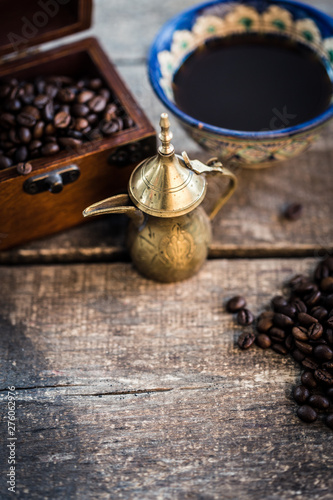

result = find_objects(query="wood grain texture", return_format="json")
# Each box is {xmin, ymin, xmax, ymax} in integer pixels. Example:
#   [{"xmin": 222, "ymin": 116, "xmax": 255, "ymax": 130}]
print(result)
[
  {"xmin": 3, "ymin": 0, "xmax": 332, "ymax": 261},
  {"xmin": 1, "ymin": 258, "xmax": 333, "ymax": 499}
]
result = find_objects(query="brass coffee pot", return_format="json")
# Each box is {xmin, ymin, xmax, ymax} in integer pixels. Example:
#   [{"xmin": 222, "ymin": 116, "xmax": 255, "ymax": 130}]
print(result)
[{"xmin": 83, "ymin": 113, "xmax": 237, "ymax": 282}]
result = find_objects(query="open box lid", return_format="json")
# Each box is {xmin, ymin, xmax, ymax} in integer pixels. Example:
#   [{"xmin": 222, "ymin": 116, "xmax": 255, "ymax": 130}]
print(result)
[{"xmin": 0, "ymin": 0, "xmax": 92, "ymax": 57}]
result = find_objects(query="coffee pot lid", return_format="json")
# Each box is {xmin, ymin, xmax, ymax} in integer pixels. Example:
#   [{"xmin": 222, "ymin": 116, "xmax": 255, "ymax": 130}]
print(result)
[{"xmin": 128, "ymin": 113, "xmax": 207, "ymax": 218}]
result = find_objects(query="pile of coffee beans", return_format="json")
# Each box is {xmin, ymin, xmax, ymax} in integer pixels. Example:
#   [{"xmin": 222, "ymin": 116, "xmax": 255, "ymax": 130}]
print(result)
[
  {"xmin": 0, "ymin": 76, "xmax": 133, "ymax": 169},
  {"xmin": 226, "ymin": 256, "xmax": 333, "ymax": 429}
]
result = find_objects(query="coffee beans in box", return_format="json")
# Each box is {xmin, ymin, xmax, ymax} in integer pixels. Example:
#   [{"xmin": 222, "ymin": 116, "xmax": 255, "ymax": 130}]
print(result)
[{"xmin": 0, "ymin": 75, "xmax": 133, "ymax": 169}]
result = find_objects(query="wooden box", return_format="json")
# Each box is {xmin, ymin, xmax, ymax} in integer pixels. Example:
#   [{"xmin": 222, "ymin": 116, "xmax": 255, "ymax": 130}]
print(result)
[{"xmin": 0, "ymin": 0, "xmax": 156, "ymax": 250}]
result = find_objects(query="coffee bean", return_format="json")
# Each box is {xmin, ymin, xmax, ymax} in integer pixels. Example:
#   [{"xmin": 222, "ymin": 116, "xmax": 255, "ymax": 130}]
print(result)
[
  {"xmin": 0, "ymin": 155, "xmax": 12, "ymax": 169},
  {"xmin": 291, "ymin": 298, "xmax": 307, "ymax": 314},
  {"xmin": 8, "ymin": 129, "xmax": 20, "ymax": 145},
  {"xmin": 29, "ymin": 140, "xmax": 42, "ymax": 151},
  {"xmin": 6, "ymin": 99, "xmax": 21, "ymax": 112},
  {"xmin": 322, "ymin": 361, "xmax": 333, "ymax": 372},
  {"xmin": 285, "ymin": 334, "xmax": 294, "ymax": 351},
  {"xmin": 304, "ymin": 289, "xmax": 321, "ymax": 307},
  {"xmin": 294, "ymin": 282, "xmax": 318, "ymax": 296},
  {"xmin": 323, "ymin": 294, "xmax": 333, "ymax": 310},
  {"xmin": 14, "ymin": 145, "xmax": 28, "ymax": 163},
  {"xmin": 67, "ymin": 130, "xmax": 83, "ymax": 139},
  {"xmin": 16, "ymin": 162, "xmax": 32, "ymax": 175},
  {"xmin": 100, "ymin": 119, "xmax": 120, "ymax": 135},
  {"xmin": 295, "ymin": 340, "xmax": 313, "ymax": 355},
  {"xmin": 33, "ymin": 120, "xmax": 45, "ymax": 139},
  {"xmin": 293, "ymin": 385, "xmax": 310, "ymax": 404},
  {"xmin": 33, "ymin": 94, "xmax": 49, "ymax": 108},
  {"xmin": 298, "ymin": 312, "xmax": 318, "ymax": 328},
  {"xmin": 310, "ymin": 306, "xmax": 328, "ymax": 322},
  {"xmin": 237, "ymin": 331, "xmax": 256, "ymax": 350},
  {"xmin": 301, "ymin": 370, "xmax": 317, "ymax": 389},
  {"xmin": 72, "ymin": 103, "xmax": 89, "ymax": 117},
  {"xmin": 327, "ymin": 387, "xmax": 333, "ymax": 399},
  {"xmin": 41, "ymin": 142, "xmax": 59, "ymax": 156},
  {"xmin": 0, "ymin": 84, "xmax": 11, "ymax": 98},
  {"xmin": 272, "ymin": 343, "xmax": 288, "ymax": 355},
  {"xmin": 81, "ymin": 125, "xmax": 92, "ymax": 135},
  {"xmin": 297, "ymin": 405, "xmax": 317, "ymax": 423},
  {"xmin": 258, "ymin": 311, "xmax": 274, "ymax": 321},
  {"xmin": 284, "ymin": 202, "xmax": 303, "ymax": 221},
  {"xmin": 321, "ymin": 277, "xmax": 333, "ymax": 293},
  {"xmin": 88, "ymin": 95, "xmax": 107, "ymax": 113},
  {"xmin": 308, "ymin": 394, "xmax": 330, "ymax": 410},
  {"xmin": 16, "ymin": 112, "xmax": 36, "ymax": 127},
  {"xmin": 123, "ymin": 116, "xmax": 134, "ymax": 129},
  {"xmin": 273, "ymin": 313, "xmax": 294, "ymax": 329},
  {"xmin": 269, "ymin": 327, "xmax": 286, "ymax": 341},
  {"xmin": 58, "ymin": 137, "xmax": 82, "ymax": 150},
  {"xmin": 327, "ymin": 316, "xmax": 333, "ymax": 329},
  {"xmin": 313, "ymin": 344, "xmax": 333, "ymax": 361},
  {"xmin": 58, "ymin": 88, "xmax": 75, "ymax": 103},
  {"xmin": 325, "ymin": 414, "xmax": 333, "ymax": 429},
  {"xmin": 324, "ymin": 256, "xmax": 333, "ymax": 272},
  {"xmin": 237, "ymin": 308, "xmax": 254, "ymax": 326},
  {"xmin": 43, "ymin": 101, "xmax": 54, "ymax": 121},
  {"xmin": 256, "ymin": 317, "xmax": 273, "ymax": 333},
  {"xmin": 77, "ymin": 90, "xmax": 95, "ymax": 103},
  {"xmin": 89, "ymin": 78, "xmax": 102, "ymax": 90},
  {"xmin": 289, "ymin": 274, "xmax": 307, "ymax": 289},
  {"xmin": 23, "ymin": 105, "xmax": 40, "ymax": 120},
  {"xmin": 226, "ymin": 296, "xmax": 246, "ymax": 313},
  {"xmin": 278, "ymin": 304, "xmax": 296, "ymax": 319},
  {"xmin": 99, "ymin": 88, "xmax": 111, "ymax": 100},
  {"xmin": 74, "ymin": 118, "xmax": 88, "ymax": 131},
  {"xmin": 314, "ymin": 369, "xmax": 333, "ymax": 385},
  {"xmin": 292, "ymin": 349, "xmax": 306, "ymax": 362},
  {"xmin": 45, "ymin": 136, "xmax": 57, "ymax": 143},
  {"xmin": 315, "ymin": 262, "xmax": 330, "ymax": 281},
  {"xmin": 302, "ymin": 358, "xmax": 319, "ymax": 371},
  {"xmin": 18, "ymin": 127, "xmax": 31, "ymax": 144},
  {"xmin": 35, "ymin": 79, "xmax": 45, "ymax": 94},
  {"xmin": 256, "ymin": 334, "xmax": 271, "ymax": 349},
  {"xmin": 292, "ymin": 326, "xmax": 308, "ymax": 342},
  {"xmin": 115, "ymin": 117, "xmax": 124, "ymax": 131},
  {"xmin": 0, "ymin": 112, "xmax": 16, "ymax": 129},
  {"xmin": 45, "ymin": 84, "xmax": 58, "ymax": 99},
  {"xmin": 87, "ymin": 113, "xmax": 98, "ymax": 125},
  {"xmin": 325, "ymin": 328, "xmax": 333, "ymax": 346},
  {"xmin": 54, "ymin": 111, "xmax": 71, "ymax": 128},
  {"xmin": 307, "ymin": 323, "xmax": 323, "ymax": 341},
  {"xmin": 104, "ymin": 102, "xmax": 118, "ymax": 121}
]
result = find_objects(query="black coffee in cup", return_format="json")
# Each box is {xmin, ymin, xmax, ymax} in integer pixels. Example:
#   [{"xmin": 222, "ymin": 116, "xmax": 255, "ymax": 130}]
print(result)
[{"xmin": 173, "ymin": 35, "xmax": 333, "ymax": 132}]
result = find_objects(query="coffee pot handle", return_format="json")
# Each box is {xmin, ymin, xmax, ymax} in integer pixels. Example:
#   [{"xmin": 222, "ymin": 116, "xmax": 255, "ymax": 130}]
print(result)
[{"xmin": 181, "ymin": 152, "xmax": 237, "ymax": 220}]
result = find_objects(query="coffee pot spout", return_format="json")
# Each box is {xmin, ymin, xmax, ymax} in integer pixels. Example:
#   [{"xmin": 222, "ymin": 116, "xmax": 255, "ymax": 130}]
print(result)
[{"xmin": 83, "ymin": 193, "xmax": 145, "ymax": 227}]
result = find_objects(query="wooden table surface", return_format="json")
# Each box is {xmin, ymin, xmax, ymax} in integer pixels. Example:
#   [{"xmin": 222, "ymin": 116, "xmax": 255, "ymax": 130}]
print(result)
[{"xmin": 1, "ymin": 1, "xmax": 333, "ymax": 499}]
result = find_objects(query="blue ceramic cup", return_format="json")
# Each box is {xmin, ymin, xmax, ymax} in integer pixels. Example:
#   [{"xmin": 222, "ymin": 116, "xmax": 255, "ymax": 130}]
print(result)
[{"xmin": 148, "ymin": 0, "xmax": 333, "ymax": 167}]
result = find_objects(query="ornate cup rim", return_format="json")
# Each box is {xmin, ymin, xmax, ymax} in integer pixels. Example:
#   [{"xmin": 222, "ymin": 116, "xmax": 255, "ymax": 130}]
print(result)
[{"xmin": 148, "ymin": 0, "xmax": 333, "ymax": 140}]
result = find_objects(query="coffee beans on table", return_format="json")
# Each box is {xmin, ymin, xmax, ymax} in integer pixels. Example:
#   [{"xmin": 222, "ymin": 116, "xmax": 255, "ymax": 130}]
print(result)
[
  {"xmin": 226, "ymin": 256, "xmax": 333, "ymax": 430},
  {"xmin": 0, "ymin": 76, "xmax": 134, "ymax": 169}
]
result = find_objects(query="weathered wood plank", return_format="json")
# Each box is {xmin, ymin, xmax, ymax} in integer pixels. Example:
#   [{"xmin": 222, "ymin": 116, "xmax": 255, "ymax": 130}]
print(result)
[{"xmin": 1, "ymin": 258, "xmax": 332, "ymax": 499}]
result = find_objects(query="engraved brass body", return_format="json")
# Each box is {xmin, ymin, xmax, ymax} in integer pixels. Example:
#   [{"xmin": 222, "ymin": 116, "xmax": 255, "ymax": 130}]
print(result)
[{"xmin": 83, "ymin": 114, "xmax": 237, "ymax": 282}]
